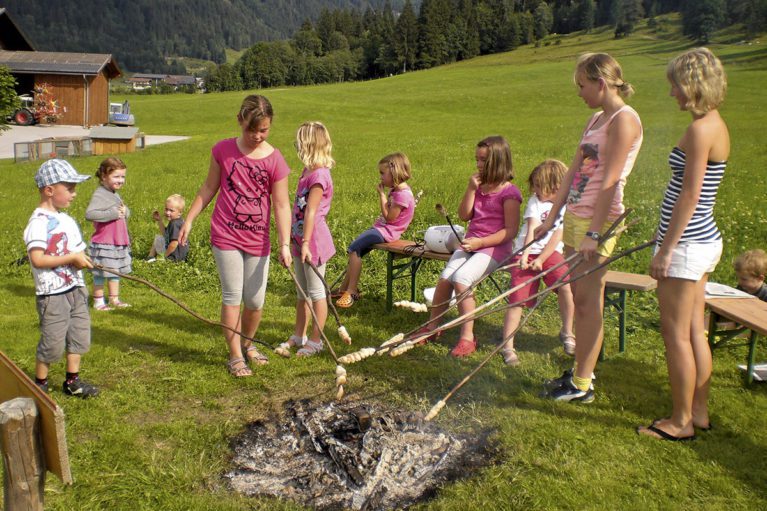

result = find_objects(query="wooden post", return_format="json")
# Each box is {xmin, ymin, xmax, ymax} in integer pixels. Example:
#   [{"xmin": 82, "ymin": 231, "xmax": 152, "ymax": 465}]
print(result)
[{"xmin": 0, "ymin": 398, "xmax": 45, "ymax": 511}]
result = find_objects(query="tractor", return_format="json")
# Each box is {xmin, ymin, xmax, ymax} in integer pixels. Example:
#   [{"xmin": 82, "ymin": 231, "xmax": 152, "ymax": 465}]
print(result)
[{"xmin": 9, "ymin": 94, "xmax": 36, "ymax": 125}]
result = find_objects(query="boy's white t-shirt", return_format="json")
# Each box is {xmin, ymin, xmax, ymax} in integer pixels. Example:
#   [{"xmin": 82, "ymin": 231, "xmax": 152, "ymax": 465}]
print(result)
[
  {"xmin": 24, "ymin": 208, "xmax": 87, "ymax": 295},
  {"xmin": 512, "ymin": 195, "xmax": 565, "ymax": 254}
]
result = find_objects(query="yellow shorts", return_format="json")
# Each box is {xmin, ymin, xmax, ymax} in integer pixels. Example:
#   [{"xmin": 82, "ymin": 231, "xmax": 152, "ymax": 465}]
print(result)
[{"xmin": 562, "ymin": 211, "xmax": 622, "ymax": 257}]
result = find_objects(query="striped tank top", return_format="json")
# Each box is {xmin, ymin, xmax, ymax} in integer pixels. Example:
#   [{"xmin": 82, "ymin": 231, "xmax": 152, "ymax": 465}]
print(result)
[{"xmin": 656, "ymin": 147, "xmax": 726, "ymax": 244}]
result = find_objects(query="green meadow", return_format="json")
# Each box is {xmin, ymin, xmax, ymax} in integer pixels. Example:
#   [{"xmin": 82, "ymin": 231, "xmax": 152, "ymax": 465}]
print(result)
[{"xmin": 1, "ymin": 15, "xmax": 766, "ymax": 510}]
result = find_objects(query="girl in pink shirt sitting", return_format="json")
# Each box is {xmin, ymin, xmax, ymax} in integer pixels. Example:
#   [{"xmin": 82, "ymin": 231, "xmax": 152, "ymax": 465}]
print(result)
[
  {"xmin": 334, "ymin": 153, "xmax": 415, "ymax": 308},
  {"xmin": 85, "ymin": 157, "xmax": 132, "ymax": 311},
  {"xmin": 278, "ymin": 122, "xmax": 336, "ymax": 357},
  {"xmin": 179, "ymin": 95, "xmax": 292, "ymax": 377},
  {"xmin": 422, "ymin": 136, "xmax": 521, "ymax": 357}
]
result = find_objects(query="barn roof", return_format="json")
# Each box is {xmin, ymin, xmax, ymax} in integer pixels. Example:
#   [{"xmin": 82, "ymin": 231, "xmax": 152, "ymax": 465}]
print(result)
[
  {"xmin": 0, "ymin": 50, "xmax": 121, "ymax": 78},
  {"xmin": 0, "ymin": 8, "xmax": 35, "ymax": 51}
]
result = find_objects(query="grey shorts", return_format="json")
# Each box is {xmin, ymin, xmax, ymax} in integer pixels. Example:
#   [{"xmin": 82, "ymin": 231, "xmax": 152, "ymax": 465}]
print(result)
[{"xmin": 36, "ymin": 286, "xmax": 91, "ymax": 363}]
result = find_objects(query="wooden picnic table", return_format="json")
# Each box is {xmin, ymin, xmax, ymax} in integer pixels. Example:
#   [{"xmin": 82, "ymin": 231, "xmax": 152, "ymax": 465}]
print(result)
[{"xmin": 706, "ymin": 296, "xmax": 767, "ymax": 384}]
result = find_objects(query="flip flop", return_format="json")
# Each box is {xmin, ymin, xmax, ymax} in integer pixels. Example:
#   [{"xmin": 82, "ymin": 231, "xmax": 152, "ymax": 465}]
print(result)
[
  {"xmin": 296, "ymin": 339, "xmax": 324, "ymax": 357},
  {"xmin": 636, "ymin": 422, "xmax": 696, "ymax": 442},
  {"xmin": 651, "ymin": 416, "xmax": 712, "ymax": 432}
]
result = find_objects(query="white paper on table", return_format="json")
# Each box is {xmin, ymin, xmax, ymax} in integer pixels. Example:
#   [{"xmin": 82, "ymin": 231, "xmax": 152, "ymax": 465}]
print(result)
[{"xmin": 705, "ymin": 282, "xmax": 754, "ymax": 299}]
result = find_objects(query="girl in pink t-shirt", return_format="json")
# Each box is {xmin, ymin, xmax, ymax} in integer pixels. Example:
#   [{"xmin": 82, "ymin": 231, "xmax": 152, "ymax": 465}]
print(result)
[
  {"xmin": 277, "ymin": 122, "xmax": 336, "ymax": 357},
  {"xmin": 85, "ymin": 157, "xmax": 131, "ymax": 311},
  {"xmin": 334, "ymin": 152, "xmax": 415, "ymax": 309},
  {"xmin": 422, "ymin": 136, "xmax": 521, "ymax": 357},
  {"xmin": 535, "ymin": 53, "xmax": 643, "ymax": 403},
  {"xmin": 178, "ymin": 95, "xmax": 292, "ymax": 378}
]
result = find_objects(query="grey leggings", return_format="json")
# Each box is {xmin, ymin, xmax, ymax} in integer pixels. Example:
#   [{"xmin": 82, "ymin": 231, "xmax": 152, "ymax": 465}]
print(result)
[
  {"xmin": 212, "ymin": 247, "xmax": 270, "ymax": 309},
  {"xmin": 294, "ymin": 260, "xmax": 327, "ymax": 301}
]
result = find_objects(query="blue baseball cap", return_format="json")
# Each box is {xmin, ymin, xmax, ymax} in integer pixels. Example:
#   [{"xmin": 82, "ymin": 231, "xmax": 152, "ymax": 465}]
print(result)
[{"xmin": 34, "ymin": 159, "xmax": 91, "ymax": 188}]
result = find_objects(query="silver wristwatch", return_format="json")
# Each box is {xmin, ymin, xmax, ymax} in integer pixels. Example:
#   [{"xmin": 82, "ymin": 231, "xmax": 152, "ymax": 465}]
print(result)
[{"xmin": 585, "ymin": 231, "xmax": 600, "ymax": 241}]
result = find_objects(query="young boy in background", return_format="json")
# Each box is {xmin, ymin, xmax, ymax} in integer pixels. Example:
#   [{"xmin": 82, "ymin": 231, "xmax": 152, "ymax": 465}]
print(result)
[
  {"xmin": 24, "ymin": 159, "xmax": 100, "ymax": 397},
  {"xmin": 148, "ymin": 194, "xmax": 189, "ymax": 262},
  {"xmin": 734, "ymin": 249, "xmax": 767, "ymax": 301}
]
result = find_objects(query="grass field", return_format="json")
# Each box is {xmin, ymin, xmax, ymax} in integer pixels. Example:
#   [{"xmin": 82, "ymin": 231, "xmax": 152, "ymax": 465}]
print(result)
[{"xmin": 1, "ymin": 15, "xmax": 766, "ymax": 510}]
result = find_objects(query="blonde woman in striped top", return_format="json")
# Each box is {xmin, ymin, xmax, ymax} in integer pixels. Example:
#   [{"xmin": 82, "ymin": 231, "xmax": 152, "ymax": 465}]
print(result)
[{"xmin": 638, "ymin": 48, "xmax": 729, "ymax": 442}]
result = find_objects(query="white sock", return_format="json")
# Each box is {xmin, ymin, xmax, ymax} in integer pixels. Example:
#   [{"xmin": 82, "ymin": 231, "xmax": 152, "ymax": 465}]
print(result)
[{"xmin": 94, "ymin": 296, "xmax": 106, "ymax": 307}]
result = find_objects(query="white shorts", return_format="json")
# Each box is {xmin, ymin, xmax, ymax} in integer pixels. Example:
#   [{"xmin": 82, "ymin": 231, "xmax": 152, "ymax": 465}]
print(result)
[{"xmin": 654, "ymin": 240, "xmax": 722, "ymax": 281}]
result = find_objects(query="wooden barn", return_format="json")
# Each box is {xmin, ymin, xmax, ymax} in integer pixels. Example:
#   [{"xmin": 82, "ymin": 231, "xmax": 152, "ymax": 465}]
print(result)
[{"xmin": 0, "ymin": 8, "xmax": 122, "ymax": 127}]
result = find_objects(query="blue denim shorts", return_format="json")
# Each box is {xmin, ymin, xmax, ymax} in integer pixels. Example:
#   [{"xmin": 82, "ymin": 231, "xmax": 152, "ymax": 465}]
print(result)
[{"xmin": 348, "ymin": 228, "xmax": 385, "ymax": 257}]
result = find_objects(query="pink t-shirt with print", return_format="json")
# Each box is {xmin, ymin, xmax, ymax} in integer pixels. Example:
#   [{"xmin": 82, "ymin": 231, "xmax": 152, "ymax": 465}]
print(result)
[
  {"xmin": 465, "ymin": 183, "xmax": 522, "ymax": 262},
  {"xmin": 567, "ymin": 105, "xmax": 643, "ymax": 220},
  {"xmin": 290, "ymin": 167, "xmax": 335, "ymax": 266},
  {"xmin": 209, "ymin": 138, "xmax": 291, "ymax": 256},
  {"xmin": 373, "ymin": 186, "xmax": 415, "ymax": 242}
]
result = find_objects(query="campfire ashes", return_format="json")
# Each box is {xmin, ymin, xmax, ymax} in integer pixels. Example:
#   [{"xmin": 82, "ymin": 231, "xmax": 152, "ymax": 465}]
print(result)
[{"xmin": 226, "ymin": 400, "xmax": 496, "ymax": 510}]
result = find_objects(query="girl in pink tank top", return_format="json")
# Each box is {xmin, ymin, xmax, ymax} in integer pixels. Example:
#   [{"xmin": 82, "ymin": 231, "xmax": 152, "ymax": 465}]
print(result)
[{"xmin": 534, "ymin": 53, "xmax": 643, "ymax": 403}]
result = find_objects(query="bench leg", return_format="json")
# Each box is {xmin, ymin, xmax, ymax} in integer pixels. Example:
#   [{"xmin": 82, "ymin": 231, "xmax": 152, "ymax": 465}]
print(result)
[
  {"xmin": 618, "ymin": 289, "xmax": 627, "ymax": 353},
  {"xmin": 746, "ymin": 331, "xmax": 759, "ymax": 385},
  {"xmin": 385, "ymin": 252, "xmax": 394, "ymax": 311}
]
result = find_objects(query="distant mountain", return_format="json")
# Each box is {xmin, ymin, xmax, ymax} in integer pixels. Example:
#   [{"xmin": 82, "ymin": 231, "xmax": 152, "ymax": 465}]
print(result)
[{"xmin": 3, "ymin": 0, "xmax": 411, "ymax": 73}]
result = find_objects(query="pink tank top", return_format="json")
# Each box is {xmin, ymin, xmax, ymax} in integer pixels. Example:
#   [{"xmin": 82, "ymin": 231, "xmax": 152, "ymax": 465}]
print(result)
[{"xmin": 566, "ymin": 105, "xmax": 643, "ymax": 220}]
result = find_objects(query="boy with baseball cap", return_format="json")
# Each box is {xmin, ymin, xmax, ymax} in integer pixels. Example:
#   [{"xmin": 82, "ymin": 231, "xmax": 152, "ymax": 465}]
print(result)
[{"xmin": 23, "ymin": 159, "xmax": 99, "ymax": 397}]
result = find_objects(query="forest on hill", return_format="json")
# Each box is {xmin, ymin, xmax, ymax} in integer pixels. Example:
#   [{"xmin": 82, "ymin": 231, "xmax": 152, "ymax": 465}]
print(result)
[
  {"xmin": 2, "ymin": 0, "xmax": 409, "ymax": 72},
  {"xmin": 205, "ymin": 0, "xmax": 766, "ymax": 91},
  {"xmin": 3, "ymin": 0, "xmax": 765, "ymax": 77}
]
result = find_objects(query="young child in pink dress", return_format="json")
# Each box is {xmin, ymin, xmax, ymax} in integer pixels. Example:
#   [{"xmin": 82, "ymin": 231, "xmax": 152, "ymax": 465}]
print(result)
[
  {"xmin": 421, "ymin": 136, "xmax": 521, "ymax": 357},
  {"xmin": 334, "ymin": 152, "xmax": 415, "ymax": 308},
  {"xmin": 178, "ymin": 95, "xmax": 292, "ymax": 377},
  {"xmin": 277, "ymin": 122, "xmax": 335, "ymax": 357}
]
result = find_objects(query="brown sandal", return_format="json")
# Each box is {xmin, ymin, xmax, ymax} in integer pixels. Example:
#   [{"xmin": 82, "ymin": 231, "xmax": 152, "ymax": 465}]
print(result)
[{"xmin": 227, "ymin": 357, "xmax": 253, "ymax": 377}]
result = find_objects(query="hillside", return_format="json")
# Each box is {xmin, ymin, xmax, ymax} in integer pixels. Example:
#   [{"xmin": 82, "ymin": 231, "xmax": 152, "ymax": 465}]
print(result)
[{"xmin": 2, "ymin": 0, "xmax": 411, "ymax": 72}]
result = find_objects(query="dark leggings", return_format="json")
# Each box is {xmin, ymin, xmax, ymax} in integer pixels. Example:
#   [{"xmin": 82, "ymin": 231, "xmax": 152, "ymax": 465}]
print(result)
[{"xmin": 348, "ymin": 228, "xmax": 386, "ymax": 257}]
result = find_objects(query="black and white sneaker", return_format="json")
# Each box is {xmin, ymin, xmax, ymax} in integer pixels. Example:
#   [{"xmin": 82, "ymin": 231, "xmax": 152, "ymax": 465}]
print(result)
[
  {"xmin": 63, "ymin": 378, "xmax": 100, "ymax": 398},
  {"xmin": 546, "ymin": 377, "xmax": 594, "ymax": 403},
  {"xmin": 543, "ymin": 368, "xmax": 596, "ymax": 390}
]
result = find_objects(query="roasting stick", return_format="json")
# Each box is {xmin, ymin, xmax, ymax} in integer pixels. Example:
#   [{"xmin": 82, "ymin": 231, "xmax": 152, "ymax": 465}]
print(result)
[
  {"xmin": 338, "ymin": 251, "xmax": 581, "ymax": 364},
  {"xmin": 291, "ymin": 238, "xmax": 352, "ymax": 344},
  {"xmin": 423, "ymin": 238, "xmax": 656, "ymax": 421},
  {"xmin": 404, "ymin": 211, "xmax": 633, "ymax": 338},
  {"xmin": 92, "ymin": 264, "xmax": 273, "ymax": 350},
  {"xmin": 340, "ymin": 218, "xmax": 634, "ymax": 363},
  {"xmin": 285, "ymin": 264, "xmax": 349, "ymax": 400}
]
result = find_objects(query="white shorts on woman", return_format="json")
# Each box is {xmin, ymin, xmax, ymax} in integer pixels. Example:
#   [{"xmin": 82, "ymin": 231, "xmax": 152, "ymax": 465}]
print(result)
[{"xmin": 653, "ymin": 240, "xmax": 722, "ymax": 281}]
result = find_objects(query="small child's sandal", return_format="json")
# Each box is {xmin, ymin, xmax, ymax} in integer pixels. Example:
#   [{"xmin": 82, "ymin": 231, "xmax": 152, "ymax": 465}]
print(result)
[
  {"xmin": 274, "ymin": 335, "xmax": 304, "ymax": 358},
  {"xmin": 241, "ymin": 341, "xmax": 268, "ymax": 366},
  {"xmin": 336, "ymin": 291, "xmax": 359, "ymax": 308},
  {"xmin": 296, "ymin": 339, "xmax": 323, "ymax": 357}
]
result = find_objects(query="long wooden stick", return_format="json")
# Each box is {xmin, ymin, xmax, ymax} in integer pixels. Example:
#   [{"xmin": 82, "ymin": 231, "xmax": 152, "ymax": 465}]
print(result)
[
  {"xmin": 92, "ymin": 264, "xmax": 273, "ymax": 350},
  {"xmin": 418, "ymin": 209, "xmax": 632, "ymax": 332},
  {"xmin": 424, "ymin": 238, "xmax": 655, "ymax": 421}
]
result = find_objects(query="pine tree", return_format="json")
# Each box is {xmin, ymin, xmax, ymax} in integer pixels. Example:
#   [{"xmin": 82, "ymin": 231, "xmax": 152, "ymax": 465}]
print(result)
[
  {"xmin": 681, "ymin": 0, "xmax": 726, "ymax": 43},
  {"xmin": 395, "ymin": 0, "xmax": 420, "ymax": 72}
]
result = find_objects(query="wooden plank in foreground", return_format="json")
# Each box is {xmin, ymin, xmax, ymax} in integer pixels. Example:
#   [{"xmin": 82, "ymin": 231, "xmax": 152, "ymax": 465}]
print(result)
[{"xmin": 0, "ymin": 351, "xmax": 72, "ymax": 484}]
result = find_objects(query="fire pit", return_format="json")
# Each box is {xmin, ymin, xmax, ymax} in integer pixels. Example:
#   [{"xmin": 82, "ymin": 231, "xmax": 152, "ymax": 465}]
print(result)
[{"xmin": 226, "ymin": 399, "xmax": 496, "ymax": 510}]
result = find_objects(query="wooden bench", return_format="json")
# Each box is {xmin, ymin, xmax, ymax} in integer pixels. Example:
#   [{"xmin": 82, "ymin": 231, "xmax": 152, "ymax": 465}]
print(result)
[
  {"xmin": 601, "ymin": 271, "xmax": 657, "ymax": 359},
  {"xmin": 706, "ymin": 297, "xmax": 767, "ymax": 384},
  {"xmin": 373, "ymin": 240, "xmax": 451, "ymax": 311}
]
